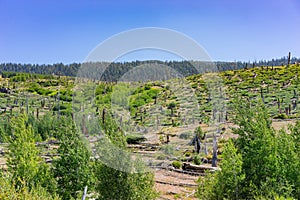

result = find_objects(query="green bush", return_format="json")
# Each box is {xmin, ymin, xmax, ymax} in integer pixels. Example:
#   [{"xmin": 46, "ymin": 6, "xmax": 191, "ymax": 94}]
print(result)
[
  {"xmin": 274, "ymin": 113, "xmax": 288, "ymax": 119},
  {"xmin": 52, "ymin": 104, "xmax": 68, "ymax": 111},
  {"xmin": 179, "ymin": 131, "xmax": 192, "ymax": 139},
  {"xmin": 193, "ymin": 155, "xmax": 201, "ymax": 165},
  {"xmin": 172, "ymin": 161, "xmax": 182, "ymax": 169},
  {"xmin": 184, "ymin": 151, "xmax": 191, "ymax": 157},
  {"xmin": 160, "ymin": 144, "xmax": 175, "ymax": 155},
  {"xmin": 126, "ymin": 134, "xmax": 146, "ymax": 144},
  {"xmin": 156, "ymin": 153, "xmax": 166, "ymax": 160}
]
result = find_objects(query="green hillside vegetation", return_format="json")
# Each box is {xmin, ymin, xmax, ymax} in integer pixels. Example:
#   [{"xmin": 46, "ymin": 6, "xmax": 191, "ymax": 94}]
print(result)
[{"xmin": 0, "ymin": 63, "xmax": 299, "ymax": 199}]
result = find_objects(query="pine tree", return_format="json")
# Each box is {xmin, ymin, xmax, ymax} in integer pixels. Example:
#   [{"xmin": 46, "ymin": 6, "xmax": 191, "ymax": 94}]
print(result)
[
  {"xmin": 94, "ymin": 113, "xmax": 157, "ymax": 200},
  {"xmin": 233, "ymin": 100, "xmax": 300, "ymax": 198},
  {"xmin": 6, "ymin": 114, "xmax": 56, "ymax": 192},
  {"xmin": 197, "ymin": 101, "xmax": 300, "ymax": 199},
  {"xmin": 53, "ymin": 117, "xmax": 93, "ymax": 199}
]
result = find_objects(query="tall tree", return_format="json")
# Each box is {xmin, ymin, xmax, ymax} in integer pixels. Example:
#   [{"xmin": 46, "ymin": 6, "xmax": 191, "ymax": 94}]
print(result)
[
  {"xmin": 197, "ymin": 101, "xmax": 300, "ymax": 199},
  {"xmin": 53, "ymin": 117, "xmax": 93, "ymax": 199},
  {"xmin": 94, "ymin": 113, "xmax": 157, "ymax": 200},
  {"xmin": 232, "ymin": 101, "xmax": 300, "ymax": 198},
  {"xmin": 6, "ymin": 114, "xmax": 56, "ymax": 192}
]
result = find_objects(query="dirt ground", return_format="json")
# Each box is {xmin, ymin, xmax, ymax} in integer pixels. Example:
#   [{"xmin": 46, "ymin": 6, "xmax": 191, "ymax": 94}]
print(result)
[{"xmin": 154, "ymin": 168, "xmax": 198, "ymax": 200}]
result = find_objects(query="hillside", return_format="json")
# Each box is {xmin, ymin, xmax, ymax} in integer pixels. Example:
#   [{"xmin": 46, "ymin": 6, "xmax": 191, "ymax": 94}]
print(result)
[{"xmin": 0, "ymin": 63, "xmax": 300, "ymax": 199}]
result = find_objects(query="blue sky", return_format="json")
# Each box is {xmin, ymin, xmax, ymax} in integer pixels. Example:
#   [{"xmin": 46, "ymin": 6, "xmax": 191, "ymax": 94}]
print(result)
[{"xmin": 0, "ymin": 0, "xmax": 299, "ymax": 64}]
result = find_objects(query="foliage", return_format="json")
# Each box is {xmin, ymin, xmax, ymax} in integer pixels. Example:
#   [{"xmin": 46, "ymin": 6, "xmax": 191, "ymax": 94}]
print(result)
[
  {"xmin": 178, "ymin": 131, "xmax": 192, "ymax": 139},
  {"xmin": 28, "ymin": 83, "xmax": 54, "ymax": 95},
  {"xmin": 35, "ymin": 113, "xmax": 58, "ymax": 140},
  {"xmin": 0, "ymin": 117, "xmax": 12, "ymax": 143},
  {"xmin": 1, "ymin": 57, "xmax": 299, "ymax": 79},
  {"xmin": 160, "ymin": 144, "xmax": 175, "ymax": 155},
  {"xmin": 172, "ymin": 160, "xmax": 182, "ymax": 169},
  {"xmin": 197, "ymin": 101, "xmax": 300, "ymax": 199},
  {"xmin": 233, "ymin": 101, "xmax": 300, "ymax": 198},
  {"xmin": 194, "ymin": 126, "xmax": 205, "ymax": 139},
  {"xmin": 126, "ymin": 134, "xmax": 146, "ymax": 144},
  {"xmin": 0, "ymin": 124, "xmax": 6, "ymax": 143},
  {"xmin": 129, "ymin": 86, "xmax": 160, "ymax": 114},
  {"xmin": 0, "ymin": 174, "xmax": 60, "ymax": 200},
  {"xmin": 53, "ymin": 117, "xmax": 93, "ymax": 199},
  {"xmin": 95, "ymin": 160, "xmax": 157, "ymax": 200},
  {"xmin": 1, "ymin": 60, "xmax": 300, "ymax": 199},
  {"xmin": 6, "ymin": 114, "xmax": 56, "ymax": 193},
  {"xmin": 193, "ymin": 155, "xmax": 201, "ymax": 165},
  {"xmin": 94, "ymin": 115, "xmax": 158, "ymax": 200},
  {"xmin": 274, "ymin": 113, "xmax": 288, "ymax": 119},
  {"xmin": 197, "ymin": 139, "xmax": 244, "ymax": 200}
]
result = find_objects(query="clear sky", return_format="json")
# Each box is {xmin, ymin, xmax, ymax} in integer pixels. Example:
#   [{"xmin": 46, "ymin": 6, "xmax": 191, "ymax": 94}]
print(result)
[{"xmin": 0, "ymin": 0, "xmax": 299, "ymax": 64}]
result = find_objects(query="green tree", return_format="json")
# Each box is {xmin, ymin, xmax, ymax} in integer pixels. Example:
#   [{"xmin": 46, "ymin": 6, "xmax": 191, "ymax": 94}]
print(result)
[
  {"xmin": 53, "ymin": 117, "xmax": 93, "ymax": 199},
  {"xmin": 194, "ymin": 126, "xmax": 205, "ymax": 139},
  {"xmin": 233, "ymin": 101, "xmax": 300, "ymax": 198},
  {"xmin": 6, "ymin": 114, "xmax": 56, "ymax": 193},
  {"xmin": 197, "ymin": 139, "xmax": 244, "ymax": 200},
  {"xmin": 0, "ymin": 117, "xmax": 12, "ymax": 143},
  {"xmin": 197, "ymin": 101, "xmax": 300, "ymax": 199},
  {"xmin": 0, "ymin": 173, "xmax": 60, "ymax": 200},
  {"xmin": 94, "ymin": 113, "xmax": 157, "ymax": 199}
]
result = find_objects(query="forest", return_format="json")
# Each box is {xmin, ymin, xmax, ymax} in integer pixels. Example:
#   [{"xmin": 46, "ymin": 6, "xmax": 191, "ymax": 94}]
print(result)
[
  {"xmin": 1, "ymin": 56, "xmax": 299, "ymax": 80},
  {"xmin": 0, "ymin": 60, "xmax": 299, "ymax": 199}
]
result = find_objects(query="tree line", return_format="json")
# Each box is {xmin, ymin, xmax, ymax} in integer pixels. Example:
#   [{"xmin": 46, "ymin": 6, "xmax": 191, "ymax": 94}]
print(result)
[{"xmin": 1, "ymin": 56, "xmax": 299, "ymax": 81}]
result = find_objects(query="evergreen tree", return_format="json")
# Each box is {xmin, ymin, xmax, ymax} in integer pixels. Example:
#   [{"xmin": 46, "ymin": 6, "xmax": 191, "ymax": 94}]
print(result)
[
  {"xmin": 0, "ymin": 173, "xmax": 60, "ymax": 200},
  {"xmin": 53, "ymin": 117, "xmax": 93, "ymax": 199},
  {"xmin": 233, "ymin": 101, "xmax": 300, "ymax": 198},
  {"xmin": 94, "ymin": 113, "xmax": 157, "ymax": 200},
  {"xmin": 6, "ymin": 114, "xmax": 56, "ymax": 193},
  {"xmin": 197, "ymin": 139, "xmax": 244, "ymax": 200},
  {"xmin": 197, "ymin": 101, "xmax": 300, "ymax": 199}
]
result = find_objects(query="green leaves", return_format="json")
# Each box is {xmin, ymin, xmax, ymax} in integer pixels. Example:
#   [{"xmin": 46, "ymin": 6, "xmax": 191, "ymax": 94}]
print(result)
[
  {"xmin": 197, "ymin": 101, "xmax": 300, "ymax": 199},
  {"xmin": 6, "ymin": 114, "xmax": 56, "ymax": 193},
  {"xmin": 233, "ymin": 101, "xmax": 300, "ymax": 198},
  {"xmin": 197, "ymin": 139, "xmax": 244, "ymax": 200},
  {"xmin": 53, "ymin": 118, "xmax": 93, "ymax": 199},
  {"xmin": 94, "ymin": 115, "xmax": 158, "ymax": 200}
]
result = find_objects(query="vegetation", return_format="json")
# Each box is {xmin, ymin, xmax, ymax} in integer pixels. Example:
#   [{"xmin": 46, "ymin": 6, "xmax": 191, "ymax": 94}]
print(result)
[
  {"xmin": 1, "ymin": 57, "xmax": 298, "ymax": 78},
  {"xmin": 94, "ymin": 114, "xmax": 158, "ymax": 200},
  {"xmin": 0, "ymin": 58, "xmax": 300, "ymax": 199},
  {"xmin": 197, "ymin": 101, "xmax": 300, "ymax": 199},
  {"xmin": 7, "ymin": 114, "xmax": 56, "ymax": 193},
  {"xmin": 172, "ymin": 161, "xmax": 182, "ymax": 169},
  {"xmin": 126, "ymin": 134, "xmax": 147, "ymax": 144},
  {"xmin": 53, "ymin": 118, "xmax": 93, "ymax": 199}
]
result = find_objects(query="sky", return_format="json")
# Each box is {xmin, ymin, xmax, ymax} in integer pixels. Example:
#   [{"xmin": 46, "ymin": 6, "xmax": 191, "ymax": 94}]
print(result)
[{"xmin": 0, "ymin": 0, "xmax": 300, "ymax": 64}]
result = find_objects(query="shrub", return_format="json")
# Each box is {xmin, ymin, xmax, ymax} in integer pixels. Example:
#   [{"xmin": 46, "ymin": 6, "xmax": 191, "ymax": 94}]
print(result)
[
  {"xmin": 160, "ymin": 144, "xmax": 175, "ymax": 155},
  {"xmin": 126, "ymin": 134, "xmax": 146, "ymax": 144},
  {"xmin": 172, "ymin": 161, "xmax": 182, "ymax": 169},
  {"xmin": 179, "ymin": 131, "xmax": 192, "ymax": 139},
  {"xmin": 184, "ymin": 151, "xmax": 191, "ymax": 157},
  {"xmin": 274, "ymin": 113, "xmax": 288, "ymax": 119},
  {"xmin": 156, "ymin": 153, "xmax": 166, "ymax": 160},
  {"xmin": 52, "ymin": 104, "xmax": 68, "ymax": 111},
  {"xmin": 193, "ymin": 155, "xmax": 201, "ymax": 165}
]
